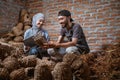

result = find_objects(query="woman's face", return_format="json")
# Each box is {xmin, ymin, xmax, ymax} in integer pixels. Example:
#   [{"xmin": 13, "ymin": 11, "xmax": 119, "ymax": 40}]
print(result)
[{"xmin": 36, "ymin": 19, "xmax": 45, "ymax": 28}]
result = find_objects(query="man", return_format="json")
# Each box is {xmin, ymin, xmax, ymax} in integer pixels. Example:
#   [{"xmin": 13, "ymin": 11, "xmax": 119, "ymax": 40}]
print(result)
[{"xmin": 47, "ymin": 10, "xmax": 90, "ymax": 55}]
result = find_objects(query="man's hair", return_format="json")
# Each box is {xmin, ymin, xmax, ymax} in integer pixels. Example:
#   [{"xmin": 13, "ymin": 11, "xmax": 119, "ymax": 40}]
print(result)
[{"xmin": 58, "ymin": 10, "xmax": 73, "ymax": 22}]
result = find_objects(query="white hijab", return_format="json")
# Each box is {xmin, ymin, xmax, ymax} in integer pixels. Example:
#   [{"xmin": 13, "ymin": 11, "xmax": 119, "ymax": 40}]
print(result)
[{"xmin": 32, "ymin": 13, "xmax": 45, "ymax": 29}]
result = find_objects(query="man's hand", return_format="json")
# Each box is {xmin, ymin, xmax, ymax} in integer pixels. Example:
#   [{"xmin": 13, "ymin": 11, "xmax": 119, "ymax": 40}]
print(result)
[
  {"xmin": 48, "ymin": 41, "xmax": 56, "ymax": 48},
  {"xmin": 48, "ymin": 41, "xmax": 61, "ymax": 48},
  {"xmin": 42, "ymin": 41, "xmax": 56, "ymax": 49}
]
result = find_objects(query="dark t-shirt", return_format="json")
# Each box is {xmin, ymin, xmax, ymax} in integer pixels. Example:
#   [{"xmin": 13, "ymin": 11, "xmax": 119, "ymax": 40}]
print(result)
[{"xmin": 60, "ymin": 23, "xmax": 90, "ymax": 53}]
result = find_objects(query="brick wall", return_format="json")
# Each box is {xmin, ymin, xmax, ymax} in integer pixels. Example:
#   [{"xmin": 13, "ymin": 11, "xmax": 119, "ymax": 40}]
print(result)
[
  {"xmin": 26, "ymin": 0, "xmax": 120, "ymax": 52},
  {"xmin": 0, "ymin": 0, "xmax": 26, "ymax": 33},
  {"xmin": 0, "ymin": 0, "xmax": 120, "ymax": 52},
  {"xmin": 26, "ymin": 0, "xmax": 43, "ymax": 16}
]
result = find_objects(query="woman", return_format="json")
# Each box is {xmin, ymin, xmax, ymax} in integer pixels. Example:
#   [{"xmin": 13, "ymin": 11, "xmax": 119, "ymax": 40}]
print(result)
[{"xmin": 24, "ymin": 13, "xmax": 50, "ymax": 58}]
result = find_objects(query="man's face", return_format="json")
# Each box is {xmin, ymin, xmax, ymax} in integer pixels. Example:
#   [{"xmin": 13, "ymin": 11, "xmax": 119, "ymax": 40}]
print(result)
[
  {"xmin": 58, "ymin": 16, "xmax": 68, "ymax": 28},
  {"xmin": 36, "ymin": 19, "xmax": 45, "ymax": 28}
]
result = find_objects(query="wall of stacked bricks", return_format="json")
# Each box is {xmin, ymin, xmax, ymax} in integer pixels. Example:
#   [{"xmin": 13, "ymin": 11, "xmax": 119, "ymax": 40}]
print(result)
[
  {"xmin": 0, "ymin": 0, "xmax": 120, "ymax": 52},
  {"xmin": 0, "ymin": 0, "xmax": 25, "ymax": 32}
]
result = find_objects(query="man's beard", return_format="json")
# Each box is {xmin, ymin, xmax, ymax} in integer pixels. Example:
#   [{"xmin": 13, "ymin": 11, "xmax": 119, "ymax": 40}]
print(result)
[{"xmin": 61, "ymin": 21, "xmax": 68, "ymax": 28}]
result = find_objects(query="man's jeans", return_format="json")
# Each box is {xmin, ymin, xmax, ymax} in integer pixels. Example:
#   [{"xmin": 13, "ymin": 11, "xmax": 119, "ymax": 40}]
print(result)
[{"xmin": 47, "ymin": 46, "xmax": 80, "ymax": 56}]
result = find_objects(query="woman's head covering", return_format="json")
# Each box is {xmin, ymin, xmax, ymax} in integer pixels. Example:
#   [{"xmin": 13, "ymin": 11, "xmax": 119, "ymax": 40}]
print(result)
[
  {"xmin": 24, "ymin": 13, "xmax": 50, "ymax": 41},
  {"xmin": 32, "ymin": 13, "xmax": 45, "ymax": 29}
]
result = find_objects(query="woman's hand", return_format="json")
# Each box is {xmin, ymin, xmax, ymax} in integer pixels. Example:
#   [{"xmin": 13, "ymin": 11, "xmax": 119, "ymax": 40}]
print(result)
[
  {"xmin": 42, "ymin": 43, "xmax": 49, "ymax": 49},
  {"xmin": 24, "ymin": 46, "xmax": 30, "ymax": 52}
]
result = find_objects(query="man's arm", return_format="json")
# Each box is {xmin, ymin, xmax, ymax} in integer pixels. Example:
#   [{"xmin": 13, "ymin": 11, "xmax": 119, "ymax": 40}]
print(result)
[
  {"xmin": 55, "ymin": 37, "xmax": 78, "ymax": 48},
  {"xmin": 56, "ymin": 35, "xmax": 64, "ymax": 43}
]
